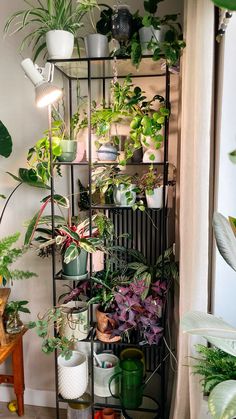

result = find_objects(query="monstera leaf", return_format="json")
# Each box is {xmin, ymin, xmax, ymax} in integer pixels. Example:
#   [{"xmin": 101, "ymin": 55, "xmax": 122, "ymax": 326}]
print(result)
[
  {"xmin": 213, "ymin": 212, "xmax": 236, "ymax": 272},
  {"xmin": 211, "ymin": 0, "xmax": 236, "ymax": 10},
  {"xmin": 208, "ymin": 380, "xmax": 236, "ymax": 419},
  {"xmin": 0, "ymin": 121, "xmax": 12, "ymax": 158}
]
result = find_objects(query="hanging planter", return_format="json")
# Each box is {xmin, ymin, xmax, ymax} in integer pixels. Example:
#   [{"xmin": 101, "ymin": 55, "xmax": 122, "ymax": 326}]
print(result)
[{"xmin": 111, "ymin": 5, "xmax": 133, "ymax": 47}]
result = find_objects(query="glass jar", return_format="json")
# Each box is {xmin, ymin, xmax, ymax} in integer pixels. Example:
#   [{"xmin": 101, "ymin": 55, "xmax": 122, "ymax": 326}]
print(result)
[
  {"xmin": 6, "ymin": 313, "xmax": 24, "ymax": 334},
  {"xmin": 67, "ymin": 394, "xmax": 92, "ymax": 419},
  {"xmin": 111, "ymin": 5, "xmax": 133, "ymax": 45}
]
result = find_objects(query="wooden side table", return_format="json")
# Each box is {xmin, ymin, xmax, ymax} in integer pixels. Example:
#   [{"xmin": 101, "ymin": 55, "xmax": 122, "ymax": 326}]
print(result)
[{"xmin": 0, "ymin": 329, "xmax": 26, "ymax": 416}]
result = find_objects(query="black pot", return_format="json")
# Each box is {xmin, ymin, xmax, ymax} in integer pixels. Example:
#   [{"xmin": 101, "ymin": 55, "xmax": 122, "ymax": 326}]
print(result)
[{"xmin": 111, "ymin": 5, "xmax": 133, "ymax": 45}]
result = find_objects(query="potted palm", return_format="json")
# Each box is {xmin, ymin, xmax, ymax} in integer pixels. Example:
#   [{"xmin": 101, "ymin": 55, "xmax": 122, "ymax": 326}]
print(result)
[{"xmin": 4, "ymin": 0, "xmax": 97, "ymax": 60}]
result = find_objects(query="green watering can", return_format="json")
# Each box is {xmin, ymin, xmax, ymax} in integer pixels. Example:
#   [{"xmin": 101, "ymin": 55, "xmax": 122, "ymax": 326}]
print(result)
[{"xmin": 108, "ymin": 358, "xmax": 144, "ymax": 410}]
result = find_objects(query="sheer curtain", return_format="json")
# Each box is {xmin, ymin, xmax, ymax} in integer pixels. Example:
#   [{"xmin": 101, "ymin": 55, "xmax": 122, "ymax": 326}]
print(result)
[{"xmin": 170, "ymin": 0, "xmax": 215, "ymax": 417}]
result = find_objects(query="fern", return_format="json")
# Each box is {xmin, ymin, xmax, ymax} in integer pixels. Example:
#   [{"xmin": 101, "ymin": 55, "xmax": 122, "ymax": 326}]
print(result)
[
  {"xmin": 0, "ymin": 232, "xmax": 37, "ymax": 285},
  {"xmin": 192, "ymin": 344, "xmax": 236, "ymax": 393}
]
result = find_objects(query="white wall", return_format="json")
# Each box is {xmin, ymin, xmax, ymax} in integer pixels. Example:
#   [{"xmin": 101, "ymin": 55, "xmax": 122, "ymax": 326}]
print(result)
[
  {"xmin": 213, "ymin": 15, "xmax": 236, "ymax": 326},
  {"xmin": 0, "ymin": 0, "xmax": 183, "ymax": 407}
]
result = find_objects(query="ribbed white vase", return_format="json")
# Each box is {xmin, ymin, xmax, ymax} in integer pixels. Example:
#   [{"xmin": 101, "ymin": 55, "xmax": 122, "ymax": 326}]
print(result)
[{"xmin": 58, "ymin": 351, "xmax": 88, "ymax": 399}]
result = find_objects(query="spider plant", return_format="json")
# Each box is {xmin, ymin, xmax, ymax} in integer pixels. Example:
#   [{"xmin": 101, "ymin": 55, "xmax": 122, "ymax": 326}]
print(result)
[{"xmin": 4, "ymin": 0, "xmax": 98, "ymax": 61}]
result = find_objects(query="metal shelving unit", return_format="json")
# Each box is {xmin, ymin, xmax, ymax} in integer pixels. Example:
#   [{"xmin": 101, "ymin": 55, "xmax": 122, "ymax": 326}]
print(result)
[{"xmin": 48, "ymin": 56, "xmax": 177, "ymax": 419}]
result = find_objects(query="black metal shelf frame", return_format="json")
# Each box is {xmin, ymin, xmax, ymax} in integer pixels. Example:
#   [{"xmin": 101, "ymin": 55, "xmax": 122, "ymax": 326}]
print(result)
[{"xmin": 49, "ymin": 56, "xmax": 176, "ymax": 419}]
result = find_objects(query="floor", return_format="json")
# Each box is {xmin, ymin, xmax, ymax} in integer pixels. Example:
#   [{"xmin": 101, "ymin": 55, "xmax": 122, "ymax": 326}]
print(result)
[{"xmin": 0, "ymin": 402, "xmax": 66, "ymax": 419}]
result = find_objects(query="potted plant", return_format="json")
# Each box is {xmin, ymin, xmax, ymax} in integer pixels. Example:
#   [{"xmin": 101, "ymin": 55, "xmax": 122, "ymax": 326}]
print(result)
[
  {"xmin": 5, "ymin": 300, "xmax": 30, "ymax": 334},
  {"xmin": 24, "ymin": 194, "xmax": 113, "ymax": 278},
  {"xmin": 139, "ymin": 166, "xmax": 166, "ymax": 208},
  {"xmin": 58, "ymin": 283, "xmax": 90, "ymax": 341},
  {"xmin": 84, "ymin": 5, "xmax": 111, "ymax": 58},
  {"xmin": 0, "ymin": 232, "xmax": 37, "ymax": 286},
  {"xmin": 129, "ymin": 100, "xmax": 169, "ymax": 163},
  {"xmin": 89, "ymin": 268, "xmax": 130, "ymax": 343},
  {"xmin": 4, "ymin": 0, "xmax": 98, "ymax": 60},
  {"xmin": 91, "ymin": 165, "xmax": 141, "ymax": 208}
]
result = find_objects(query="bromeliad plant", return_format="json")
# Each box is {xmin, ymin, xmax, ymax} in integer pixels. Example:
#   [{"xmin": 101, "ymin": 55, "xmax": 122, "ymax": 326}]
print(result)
[
  {"xmin": 4, "ymin": 0, "xmax": 98, "ymax": 61},
  {"xmin": 0, "ymin": 233, "xmax": 37, "ymax": 286}
]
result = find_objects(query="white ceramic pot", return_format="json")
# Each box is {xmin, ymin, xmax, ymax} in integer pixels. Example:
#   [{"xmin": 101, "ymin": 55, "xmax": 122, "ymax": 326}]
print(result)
[
  {"xmin": 146, "ymin": 186, "xmax": 168, "ymax": 209},
  {"xmin": 139, "ymin": 26, "xmax": 161, "ymax": 55},
  {"xmin": 46, "ymin": 30, "xmax": 74, "ymax": 59},
  {"xmin": 94, "ymin": 353, "xmax": 119, "ymax": 397},
  {"xmin": 143, "ymin": 148, "xmax": 163, "ymax": 163},
  {"xmin": 114, "ymin": 184, "xmax": 136, "ymax": 207},
  {"xmin": 60, "ymin": 302, "xmax": 89, "ymax": 341},
  {"xmin": 58, "ymin": 351, "xmax": 88, "ymax": 399},
  {"xmin": 84, "ymin": 34, "xmax": 109, "ymax": 58}
]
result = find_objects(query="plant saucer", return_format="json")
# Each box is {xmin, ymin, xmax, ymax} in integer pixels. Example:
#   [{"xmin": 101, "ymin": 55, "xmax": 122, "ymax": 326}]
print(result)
[{"xmin": 61, "ymin": 271, "xmax": 88, "ymax": 281}]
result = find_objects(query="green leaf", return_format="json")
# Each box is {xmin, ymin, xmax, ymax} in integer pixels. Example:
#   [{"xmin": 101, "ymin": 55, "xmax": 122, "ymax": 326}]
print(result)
[
  {"xmin": 41, "ymin": 194, "xmax": 69, "ymax": 208},
  {"xmin": 208, "ymin": 380, "xmax": 236, "ymax": 419},
  {"xmin": 63, "ymin": 243, "xmax": 79, "ymax": 264},
  {"xmin": 213, "ymin": 212, "xmax": 236, "ymax": 272},
  {"xmin": 0, "ymin": 121, "xmax": 12, "ymax": 158},
  {"xmin": 182, "ymin": 311, "xmax": 236, "ymax": 357},
  {"xmin": 211, "ymin": 0, "xmax": 236, "ymax": 10}
]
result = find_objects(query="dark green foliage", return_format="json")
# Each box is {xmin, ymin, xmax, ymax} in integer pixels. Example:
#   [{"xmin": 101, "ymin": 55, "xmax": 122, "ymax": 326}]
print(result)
[
  {"xmin": 0, "ymin": 121, "xmax": 12, "ymax": 158},
  {"xmin": 193, "ymin": 345, "xmax": 236, "ymax": 393}
]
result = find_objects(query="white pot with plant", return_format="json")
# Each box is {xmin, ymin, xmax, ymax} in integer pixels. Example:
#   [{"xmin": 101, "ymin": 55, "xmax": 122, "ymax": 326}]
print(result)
[
  {"xmin": 113, "ymin": 175, "xmax": 137, "ymax": 207},
  {"xmin": 4, "ymin": 0, "xmax": 97, "ymax": 60},
  {"xmin": 84, "ymin": 4, "xmax": 111, "ymax": 58},
  {"xmin": 60, "ymin": 301, "xmax": 89, "ymax": 341},
  {"xmin": 139, "ymin": 167, "xmax": 167, "ymax": 209}
]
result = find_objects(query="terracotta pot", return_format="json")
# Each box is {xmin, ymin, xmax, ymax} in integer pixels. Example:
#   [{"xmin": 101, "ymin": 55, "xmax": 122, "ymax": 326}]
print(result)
[
  {"xmin": 102, "ymin": 408, "xmax": 116, "ymax": 419},
  {"xmin": 95, "ymin": 307, "xmax": 116, "ymax": 333},
  {"xmin": 95, "ymin": 307, "xmax": 121, "ymax": 343}
]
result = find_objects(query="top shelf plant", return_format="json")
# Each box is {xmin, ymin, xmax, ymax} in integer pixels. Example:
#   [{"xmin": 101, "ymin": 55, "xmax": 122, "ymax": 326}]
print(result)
[{"xmin": 4, "ymin": 0, "xmax": 185, "ymax": 68}]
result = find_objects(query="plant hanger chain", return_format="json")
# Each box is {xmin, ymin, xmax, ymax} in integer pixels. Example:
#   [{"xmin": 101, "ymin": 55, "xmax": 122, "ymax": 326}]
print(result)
[{"xmin": 216, "ymin": 8, "xmax": 233, "ymax": 42}]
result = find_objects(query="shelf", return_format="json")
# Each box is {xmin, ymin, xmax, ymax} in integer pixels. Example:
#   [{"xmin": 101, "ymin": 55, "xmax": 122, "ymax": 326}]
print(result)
[
  {"xmin": 53, "ymin": 161, "xmax": 166, "ymax": 166},
  {"xmin": 91, "ymin": 205, "xmax": 163, "ymax": 211},
  {"xmin": 49, "ymin": 56, "xmax": 167, "ymax": 80},
  {"xmin": 58, "ymin": 395, "xmax": 160, "ymax": 414}
]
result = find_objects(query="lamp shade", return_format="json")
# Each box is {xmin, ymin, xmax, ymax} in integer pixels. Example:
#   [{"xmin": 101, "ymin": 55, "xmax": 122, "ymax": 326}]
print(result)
[
  {"xmin": 21, "ymin": 58, "xmax": 62, "ymax": 108},
  {"xmin": 35, "ymin": 82, "xmax": 62, "ymax": 108}
]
